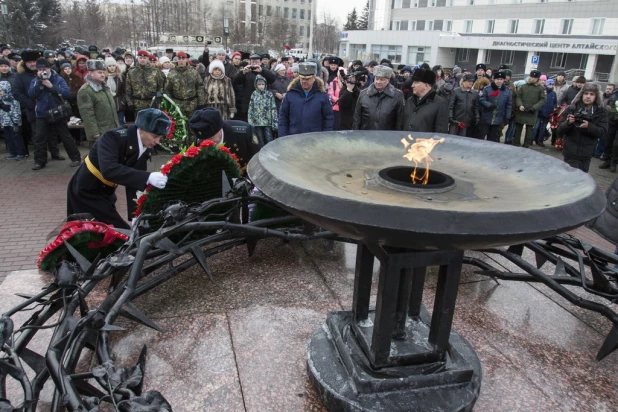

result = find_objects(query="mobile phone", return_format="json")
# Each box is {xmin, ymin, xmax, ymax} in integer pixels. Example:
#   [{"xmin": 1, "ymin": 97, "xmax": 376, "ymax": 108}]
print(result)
[{"xmin": 207, "ymin": 41, "xmax": 212, "ymax": 45}]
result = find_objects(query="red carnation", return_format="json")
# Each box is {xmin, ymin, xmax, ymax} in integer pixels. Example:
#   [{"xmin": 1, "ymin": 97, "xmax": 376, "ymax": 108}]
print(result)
[
  {"xmin": 218, "ymin": 145, "xmax": 231, "ymax": 154},
  {"xmin": 200, "ymin": 140, "xmax": 215, "ymax": 148},
  {"xmin": 490, "ymin": 90, "xmax": 500, "ymax": 97},
  {"xmin": 230, "ymin": 153, "xmax": 239, "ymax": 162},
  {"xmin": 171, "ymin": 154, "xmax": 183, "ymax": 165},
  {"xmin": 145, "ymin": 184, "xmax": 153, "ymax": 191},
  {"xmin": 137, "ymin": 195, "xmax": 147, "ymax": 207},
  {"xmin": 161, "ymin": 163, "xmax": 173, "ymax": 175},
  {"xmin": 186, "ymin": 146, "xmax": 200, "ymax": 158}
]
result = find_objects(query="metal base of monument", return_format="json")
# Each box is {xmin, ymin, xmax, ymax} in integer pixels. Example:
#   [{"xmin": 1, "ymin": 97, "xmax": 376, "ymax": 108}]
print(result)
[{"xmin": 307, "ymin": 310, "xmax": 482, "ymax": 412}]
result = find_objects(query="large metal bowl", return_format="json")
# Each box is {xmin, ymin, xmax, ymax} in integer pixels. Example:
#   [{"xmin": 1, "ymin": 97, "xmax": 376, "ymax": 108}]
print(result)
[{"xmin": 248, "ymin": 131, "xmax": 606, "ymax": 250}]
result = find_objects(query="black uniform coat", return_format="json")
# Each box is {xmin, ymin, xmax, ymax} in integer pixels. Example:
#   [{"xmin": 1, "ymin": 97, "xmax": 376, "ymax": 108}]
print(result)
[{"xmin": 67, "ymin": 125, "xmax": 151, "ymax": 229}]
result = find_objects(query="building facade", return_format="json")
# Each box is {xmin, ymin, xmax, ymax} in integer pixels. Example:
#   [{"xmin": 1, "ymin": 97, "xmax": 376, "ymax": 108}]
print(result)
[{"xmin": 341, "ymin": 0, "xmax": 618, "ymax": 80}]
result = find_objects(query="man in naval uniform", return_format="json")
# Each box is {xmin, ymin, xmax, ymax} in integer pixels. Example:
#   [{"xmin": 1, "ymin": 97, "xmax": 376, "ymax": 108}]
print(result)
[
  {"xmin": 188, "ymin": 108, "xmax": 261, "ymax": 175},
  {"xmin": 66, "ymin": 108, "xmax": 171, "ymax": 229}
]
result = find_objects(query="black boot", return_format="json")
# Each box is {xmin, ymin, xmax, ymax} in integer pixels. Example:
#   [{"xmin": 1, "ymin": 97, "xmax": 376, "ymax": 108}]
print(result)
[{"xmin": 599, "ymin": 160, "xmax": 611, "ymax": 169}]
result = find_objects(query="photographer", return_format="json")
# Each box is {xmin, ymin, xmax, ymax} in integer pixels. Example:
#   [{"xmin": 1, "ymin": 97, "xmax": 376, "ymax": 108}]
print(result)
[
  {"xmin": 338, "ymin": 71, "xmax": 362, "ymax": 130},
  {"xmin": 27, "ymin": 58, "xmax": 81, "ymax": 171},
  {"xmin": 558, "ymin": 83, "xmax": 608, "ymax": 173},
  {"xmin": 233, "ymin": 53, "xmax": 275, "ymax": 122}
]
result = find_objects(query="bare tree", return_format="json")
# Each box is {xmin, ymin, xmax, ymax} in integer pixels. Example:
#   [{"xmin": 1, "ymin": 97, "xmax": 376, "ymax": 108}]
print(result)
[{"xmin": 313, "ymin": 13, "xmax": 340, "ymax": 55}]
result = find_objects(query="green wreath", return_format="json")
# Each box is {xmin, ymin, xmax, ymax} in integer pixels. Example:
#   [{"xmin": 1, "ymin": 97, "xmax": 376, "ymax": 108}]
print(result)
[{"xmin": 159, "ymin": 94, "xmax": 189, "ymax": 154}]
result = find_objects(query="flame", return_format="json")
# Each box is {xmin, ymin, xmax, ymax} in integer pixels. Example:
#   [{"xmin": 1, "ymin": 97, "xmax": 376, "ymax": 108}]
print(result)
[{"xmin": 401, "ymin": 134, "xmax": 445, "ymax": 185}]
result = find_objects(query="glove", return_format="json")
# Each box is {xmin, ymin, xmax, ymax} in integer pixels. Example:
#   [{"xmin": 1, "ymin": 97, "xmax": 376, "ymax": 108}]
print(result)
[
  {"xmin": 527, "ymin": 107, "xmax": 536, "ymax": 113},
  {"xmin": 487, "ymin": 103, "xmax": 496, "ymax": 110},
  {"xmin": 0, "ymin": 103, "xmax": 10, "ymax": 112},
  {"xmin": 147, "ymin": 172, "xmax": 168, "ymax": 189},
  {"xmin": 230, "ymin": 113, "xmax": 235, "ymax": 119},
  {"xmin": 449, "ymin": 118, "xmax": 457, "ymax": 125},
  {"xmin": 458, "ymin": 122, "xmax": 466, "ymax": 129}
]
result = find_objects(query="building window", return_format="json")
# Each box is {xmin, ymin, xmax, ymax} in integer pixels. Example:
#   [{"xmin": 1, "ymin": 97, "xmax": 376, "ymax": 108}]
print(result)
[
  {"xmin": 468, "ymin": 0, "xmax": 474, "ymax": 5},
  {"xmin": 560, "ymin": 19, "xmax": 573, "ymax": 35},
  {"xmin": 501, "ymin": 50, "xmax": 514, "ymax": 65},
  {"xmin": 284, "ymin": 7, "xmax": 288, "ymax": 17},
  {"xmin": 429, "ymin": 0, "xmax": 436, "ymax": 6},
  {"xmin": 300, "ymin": 9, "xmax": 304, "ymax": 19},
  {"xmin": 408, "ymin": 46, "xmax": 430, "ymax": 65},
  {"xmin": 292, "ymin": 8, "xmax": 296, "ymax": 18},
  {"xmin": 258, "ymin": 4, "xmax": 263, "ymax": 14},
  {"xmin": 394, "ymin": 0, "xmax": 403, "ymax": 8},
  {"xmin": 550, "ymin": 53, "xmax": 567, "ymax": 69},
  {"xmin": 579, "ymin": 54, "xmax": 588, "ymax": 69},
  {"xmin": 458, "ymin": 49, "xmax": 470, "ymax": 62},
  {"xmin": 486, "ymin": 50, "xmax": 492, "ymax": 63},
  {"xmin": 267, "ymin": 5, "xmax": 272, "ymax": 15},
  {"xmin": 508, "ymin": 19, "xmax": 519, "ymax": 34},
  {"xmin": 408, "ymin": 20, "xmax": 417, "ymax": 30},
  {"xmin": 308, "ymin": 10, "xmax": 311, "ymax": 20},
  {"xmin": 485, "ymin": 20, "xmax": 495, "ymax": 34},
  {"xmin": 392, "ymin": 20, "xmax": 401, "ymax": 30},
  {"xmin": 464, "ymin": 20, "xmax": 473, "ymax": 33},
  {"xmin": 533, "ymin": 19, "xmax": 545, "ymax": 34},
  {"xmin": 426, "ymin": 20, "xmax": 434, "ymax": 30},
  {"xmin": 307, "ymin": 26, "xmax": 310, "ymax": 36},
  {"xmin": 444, "ymin": 20, "xmax": 452, "ymax": 31},
  {"xmin": 371, "ymin": 45, "xmax": 403, "ymax": 63},
  {"xmin": 276, "ymin": 6, "xmax": 281, "ymax": 14},
  {"xmin": 300, "ymin": 26, "xmax": 304, "ymax": 36},
  {"xmin": 591, "ymin": 18, "xmax": 605, "ymax": 35},
  {"xmin": 412, "ymin": 0, "xmax": 419, "ymax": 7}
]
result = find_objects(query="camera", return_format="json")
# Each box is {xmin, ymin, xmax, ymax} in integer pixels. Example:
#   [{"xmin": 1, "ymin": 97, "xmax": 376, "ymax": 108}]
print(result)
[
  {"xmin": 39, "ymin": 71, "xmax": 50, "ymax": 80},
  {"xmin": 344, "ymin": 71, "xmax": 366, "ymax": 85},
  {"xmin": 573, "ymin": 109, "xmax": 592, "ymax": 126}
]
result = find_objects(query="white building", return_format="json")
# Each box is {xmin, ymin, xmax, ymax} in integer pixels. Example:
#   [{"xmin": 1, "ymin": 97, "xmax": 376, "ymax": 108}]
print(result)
[{"xmin": 339, "ymin": 0, "xmax": 618, "ymax": 81}]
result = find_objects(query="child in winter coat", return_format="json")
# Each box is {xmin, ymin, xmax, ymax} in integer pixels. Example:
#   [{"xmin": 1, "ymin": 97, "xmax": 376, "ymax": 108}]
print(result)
[
  {"xmin": 0, "ymin": 80, "xmax": 26, "ymax": 159},
  {"xmin": 248, "ymin": 75, "xmax": 278, "ymax": 145}
]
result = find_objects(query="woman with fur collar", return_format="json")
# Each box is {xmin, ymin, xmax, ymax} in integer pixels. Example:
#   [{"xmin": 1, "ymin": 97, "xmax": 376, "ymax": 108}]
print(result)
[
  {"xmin": 203, "ymin": 59, "xmax": 236, "ymax": 120},
  {"xmin": 104, "ymin": 58, "xmax": 126, "ymax": 125}
]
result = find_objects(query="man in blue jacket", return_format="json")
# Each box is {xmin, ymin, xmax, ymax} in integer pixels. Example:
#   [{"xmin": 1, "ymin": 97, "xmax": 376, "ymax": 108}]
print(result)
[
  {"xmin": 28, "ymin": 57, "xmax": 81, "ymax": 170},
  {"xmin": 532, "ymin": 78, "xmax": 557, "ymax": 147},
  {"xmin": 478, "ymin": 71, "xmax": 512, "ymax": 142},
  {"xmin": 278, "ymin": 62, "xmax": 333, "ymax": 138}
]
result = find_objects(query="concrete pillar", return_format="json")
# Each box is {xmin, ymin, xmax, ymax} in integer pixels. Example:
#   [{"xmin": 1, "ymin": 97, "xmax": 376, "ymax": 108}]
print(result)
[
  {"xmin": 524, "ymin": 51, "xmax": 539, "ymax": 74},
  {"xmin": 584, "ymin": 54, "xmax": 599, "ymax": 82},
  {"xmin": 477, "ymin": 49, "xmax": 486, "ymax": 65}
]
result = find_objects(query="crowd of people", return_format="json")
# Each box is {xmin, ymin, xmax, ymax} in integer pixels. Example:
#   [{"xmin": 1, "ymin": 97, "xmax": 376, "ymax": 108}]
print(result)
[{"xmin": 0, "ymin": 41, "xmax": 616, "ymax": 174}]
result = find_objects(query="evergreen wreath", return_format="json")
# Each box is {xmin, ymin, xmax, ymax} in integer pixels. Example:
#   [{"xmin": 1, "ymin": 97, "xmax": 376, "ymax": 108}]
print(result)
[
  {"xmin": 159, "ymin": 94, "xmax": 190, "ymax": 154},
  {"xmin": 135, "ymin": 140, "xmax": 241, "ymax": 229}
]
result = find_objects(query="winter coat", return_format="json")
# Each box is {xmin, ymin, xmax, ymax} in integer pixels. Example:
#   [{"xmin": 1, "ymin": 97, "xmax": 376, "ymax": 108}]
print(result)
[
  {"xmin": 0, "ymin": 81, "xmax": 21, "ymax": 127},
  {"xmin": 125, "ymin": 64, "xmax": 166, "ymax": 112},
  {"xmin": 558, "ymin": 99, "xmax": 608, "ymax": 160},
  {"xmin": 13, "ymin": 61, "xmax": 37, "ymax": 122},
  {"xmin": 233, "ymin": 67, "xmax": 276, "ymax": 115},
  {"xmin": 203, "ymin": 71, "xmax": 236, "ymax": 120},
  {"xmin": 554, "ymin": 79, "xmax": 569, "ymax": 104},
  {"xmin": 0, "ymin": 71, "xmax": 16, "ymax": 87},
  {"xmin": 479, "ymin": 82, "xmax": 513, "ymax": 126},
  {"xmin": 73, "ymin": 55, "xmax": 89, "ymax": 80},
  {"xmin": 27, "ymin": 70, "xmax": 71, "ymax": 119},
  {"xmin": 402, "ymin": 90, "xmax": 448, "ymax": 133},
  {"xmin": 560, "ymin": 85, "xmax": 580, "ymax": 106},
  {"xmin": 353, "ymin": 83, "xmax": 404, "ymax": 131},
  {"xmin": 248, "ymin": 75, "xmax": 278, "ymax": 129},
  {"xmin": 77, "ymin": 75, "xmax": 120, "ymax": 141},
  {"xmin": 166, "ymin": 65, "xmax": 207, "ymax": 119},
  {"xmin": 539, "ymin": 88, "xmax": 557, "ymax": 119},
  {"xmin": 327, "ymin": 78, "xmax": 342, "ymax": 112},
  {"xmin": 449, "ymin": 87, "xmax": 479, "ymax": 126},
  {"xmin": 606, "ymin": 90, "xmax": 618, "ymax": 125},
  {"xmin": 279, "ymin": 77, "xmax": 334, "ymax": 137},
  {"xmin": 514, "ymin": 82, "xmax": 546, "ymax": 125},
  {"xmin": 588, "ymin": 176, "xmax": 618, "ymax": 245},
  {"xmin": 105, "ymin": 74, "xmax": 126, "ymax": 112},
  {"xmin": 338, "ymin": 85, "xmax": 359, "ymax": 130},
  {"xmin": 269, "ymin": 74, "xmax": 291, "ymax": 112},
  {"xmin": 60, "ymin": 72, "xmax": 84, "ymax": 103}
]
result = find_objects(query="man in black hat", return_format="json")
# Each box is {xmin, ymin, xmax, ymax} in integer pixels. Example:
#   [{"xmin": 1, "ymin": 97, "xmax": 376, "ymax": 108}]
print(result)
[
  {"xmin": 513, "ymin": 69, "xmax": 546, "ymax": 147},
  {"xmin": 474, "ymin": 63, "xmax": 488, "ymax": 81},
  {"xmin": 478, "ymin": 71, "xmax": 512, "ymax": 142},
  {"xmin": 67, "ymin": 108, "xmax": 171, "ymax": 228},
  {"xmin": 325, "ymin": 56, "xmax": 342, "ymax": 85},
  {"xmin": 13, "ymin": 50, "xmax": 43, "ymax": 156},
  {"xmin": 402, "ymin": 68, "xmax": 448, "ymax": 133},
  {"xmin": 165, "ymin": 48, "xmax": 174, "ymax": 61},
  {"xmin": 189, "ymin": 108, "xmax": 261, "ymax": 175},
  {"xmin": 261, "ymin": 54, "xmax": 270, "ymax": 69},
  {"xmin": 7, "ymin": 52, "xmax": 20, "ymax": 74},
  {"xmin": 233, "ymin": 53, "xmax": 275, "ymax": 122},
  {"xmin": 28, "ymin": 57, "xmax": 82, "ymax": 170},
  {"xmin": 0, "ymin": 45, "xmax": 10, "ymax": 57},
  {"xmin": 449, "ymin": 73, "xmax": 479, "ymax": 136}
]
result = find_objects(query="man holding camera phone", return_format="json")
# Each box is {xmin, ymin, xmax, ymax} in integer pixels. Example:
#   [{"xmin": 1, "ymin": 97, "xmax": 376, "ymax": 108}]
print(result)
[
  {"xmin": 233, "ymin": 53, "xmax": 275, "ymax": 122},
  {"xmin": 558, "ymin": 82, "xmax": 608, "ymax": 173},
  {"xmin": 27, "ymin": 57, "xmax": 81, "ymax": 170}
]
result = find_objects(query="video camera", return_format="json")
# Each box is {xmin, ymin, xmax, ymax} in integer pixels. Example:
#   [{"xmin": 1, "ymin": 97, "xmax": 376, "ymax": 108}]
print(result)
[
  {"xmin": 342, "ymin": 70, "xmax": 367, "ymax": 85},
  {"xmin": 573, "ymin": 108, "xmax": 593, "ymax": 126}
]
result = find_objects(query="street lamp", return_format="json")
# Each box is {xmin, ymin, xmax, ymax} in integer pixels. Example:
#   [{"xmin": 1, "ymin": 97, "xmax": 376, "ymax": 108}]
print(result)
[{"xmin": 223, "ymin": 1, "xmax": 233, "ymax": 51}]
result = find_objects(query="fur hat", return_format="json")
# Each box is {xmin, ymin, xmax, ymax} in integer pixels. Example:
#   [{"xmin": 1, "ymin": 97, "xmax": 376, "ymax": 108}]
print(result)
[
  {"xmin": 105, "ymin": 57, "xmax": 117, "ymax": 67},
  {"xmin": 189, "ymin": 108, "xmax": 223, "ymax": 139},
  {"xmin": 475, "ymin": 63, "xmax": 487, "ymax": 71},
  {"xmin": 373, "ymin": 65, "xmax": 393, "ymax": 79},
  {"xmin": 498, "ymin": 64, "xmax": 509, "ymax": 70},
  {"xmin": 165, "ymin": 48, "xmax": 174, "ymax": 53},
  {"xmin": 209, "ymin": 59, "xmax": 225, "ymax": 74},
  {"xmin": 529, "ymin": 69, "xmax": 542, "ymax": 79},
  {"xmin": 22, "ymin": 50, "xmax": 42, "ymax": 63},
  {"xmin": 463, "ymin": 73, "xmax": 475, "ymax": 82},
  {"xmin": 135, "ymin": 108, "xmax": 172, "ymax": 136},
  {"xmin": 35, "ymin": 57, "xmax": 51, "ymax": 69},
  {"xmin": 572, "ymin": 82, "xmax": 604, "ymax": 108},
  {"xmin": 274, "ymin": 64, "xmax": 286, "ymax": 73},
  {"xmin": 8, "ymin": 52, "xmax": 21, "ymax": 61},
  {"xmin": 411, "ymin": 68, "xmax": 435, "ymax": 85},
  {"xmin": 492, "ymin": 71, "xmax": 506, "ymax": 80},
  {"xmin": 298, "ymin": 62, "xmax": 317, "ymax": 76},
  {"xmin": 86, "ymin": 59, "xmax": 106, "ymax": 71}
]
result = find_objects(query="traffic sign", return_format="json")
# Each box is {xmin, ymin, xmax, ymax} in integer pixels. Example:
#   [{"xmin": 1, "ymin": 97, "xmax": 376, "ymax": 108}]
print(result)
[{"xmin": 531, "ymin": 55, "xmax": 539, "ymax": 65}]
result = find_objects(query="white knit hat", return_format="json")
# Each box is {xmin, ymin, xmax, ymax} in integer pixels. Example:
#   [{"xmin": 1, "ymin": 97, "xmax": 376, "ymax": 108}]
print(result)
[
  {"xmin": 159, "ymin": 56, "xmax": 170, "ymax": 64},
  {"xmin": 209, "ymin": 59, "xmax": 225, "ymax": 74},
  {"xmin": 105, "ymin": 57, "xmax": 117, "ymax": 67},
  {"xmin": 274, "ymin": 64, "xmax": 286, "ymax": 73}
]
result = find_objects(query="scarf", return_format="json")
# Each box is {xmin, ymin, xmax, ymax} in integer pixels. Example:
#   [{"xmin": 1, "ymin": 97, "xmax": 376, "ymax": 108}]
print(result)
[{"xmin": 106, "ymin": 73, "xmax": 117, "ymax": 94}]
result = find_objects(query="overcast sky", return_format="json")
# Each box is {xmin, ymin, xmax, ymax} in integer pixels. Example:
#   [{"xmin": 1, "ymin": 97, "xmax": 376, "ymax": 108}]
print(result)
[{"xmin": 316, "ymin": 0, "xmax": 367, "ymax": 25}]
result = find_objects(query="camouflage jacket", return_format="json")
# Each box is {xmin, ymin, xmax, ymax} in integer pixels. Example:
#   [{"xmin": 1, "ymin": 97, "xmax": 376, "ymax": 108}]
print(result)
[
  {"xmin": 164, "ymin": 65, "xmax": 206, "ymax": 107},
  {"xmin": 126, "ymin": 64, "xmax": 165, "ymax": 109}
]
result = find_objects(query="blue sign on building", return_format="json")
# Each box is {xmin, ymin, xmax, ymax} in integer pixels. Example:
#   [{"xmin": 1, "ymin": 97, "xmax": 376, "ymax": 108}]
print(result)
[{"xmin": 531, "ymin": 55, "xmax": 539, "ymax": 65}]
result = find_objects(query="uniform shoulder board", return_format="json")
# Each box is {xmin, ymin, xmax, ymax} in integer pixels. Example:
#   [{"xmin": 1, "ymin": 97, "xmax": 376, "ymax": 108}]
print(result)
[
  {"xmin": 115, "ymin": 127, "xmax": 129, "ymax": 137},
  {"xmin": 231, "ymin": 125, "xmax": 248, "ymax": 134}
]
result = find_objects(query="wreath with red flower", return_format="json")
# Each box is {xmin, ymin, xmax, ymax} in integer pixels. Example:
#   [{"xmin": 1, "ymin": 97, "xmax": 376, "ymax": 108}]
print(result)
[
  {"xmin": 134, "ymin": 140, "xmax": 241, "ymax": 229},
  {"xmin": 38, "ymin": 221, "xmax": 128, "ymax": 271},
  {"xmin": 159, "ymin": 94, "xmax": 189, "ymax": 154}
]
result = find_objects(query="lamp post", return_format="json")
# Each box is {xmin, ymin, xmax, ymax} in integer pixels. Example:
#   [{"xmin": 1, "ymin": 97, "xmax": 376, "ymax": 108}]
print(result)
[{"xmin": 223, "ymin": 0, "xmax": 233, "ymax": 51}]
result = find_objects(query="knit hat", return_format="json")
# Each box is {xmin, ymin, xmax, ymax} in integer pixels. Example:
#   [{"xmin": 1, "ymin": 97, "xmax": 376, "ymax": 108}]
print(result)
[
  {"xmin": 135, "ymin": 108, "xmax": 172, "ymax": 137},
  {"xmin": 214, "ymin": 48, "xmax": 226, "ymax": 56},
  {"xmin": 574, "ymin": 76, "xmax": 586, "ymax": 84},
  {"xmin": 159, "ymin": 56, "xmax": 170, "ymax": 65},
  {"xmin": 86, "ymin": 59, "xmax": 106, "ymax": 71},
  {"xmin": 231, "ymin": 52, "xmax": 241, "ymax": 60},
  {"xmin": 373, "ymin": 65, "xmax": 392, "ymax": 79},
  {"xmin": 60, "ymin": 62, "xmax": 72, "ymax": 70},
  {"xmin": 557, "ymin": 71, "xmax": 566, "ymax": 77},
  {"xmin": 540, "ymin": 74, "xmax": 547, "ymax": 81},
  {"xmin": 546, "ymin": 79, "xmax": 555, "ymax": 86},
  {"xmin": 401, "ymin": 66, "xmax": 412, "ymax": 74},
  {"xmin": 411, "ymin": 68, "xmax": 435, "ymax": 85},
  {"xmin": 0, "ymin": 58, "xmax": 9, "ymax": 67},
  {"xmin": 208, "ymin": 59, "xmax": 225, "ymax": 74},
  {"xmin": 189, "ymin": 108, "xmax": 223, "ymax": 139},
  {"xmin": 35, "ymin": 57, "xmax": 51, "ymax": 69},
  {"xmin": 105, "ymin": 57, "xmax": 116, "ymax": 67},
  {"xmin": 44, "ymin": 50, "xmax": 55, "ymax": 59},
  {"xmin": 274, "ymin": 63, "xmax": 286, "ymax": 73},
  {"xmin": 291, "ymin": 63, "xmax": 299, "ymax": 73}
]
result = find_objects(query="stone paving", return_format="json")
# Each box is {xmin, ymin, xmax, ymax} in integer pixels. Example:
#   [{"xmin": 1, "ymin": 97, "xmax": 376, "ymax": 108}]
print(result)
[{"xmin": 1, "ymin": 136, "xmax": 618, "ymax": 411}]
